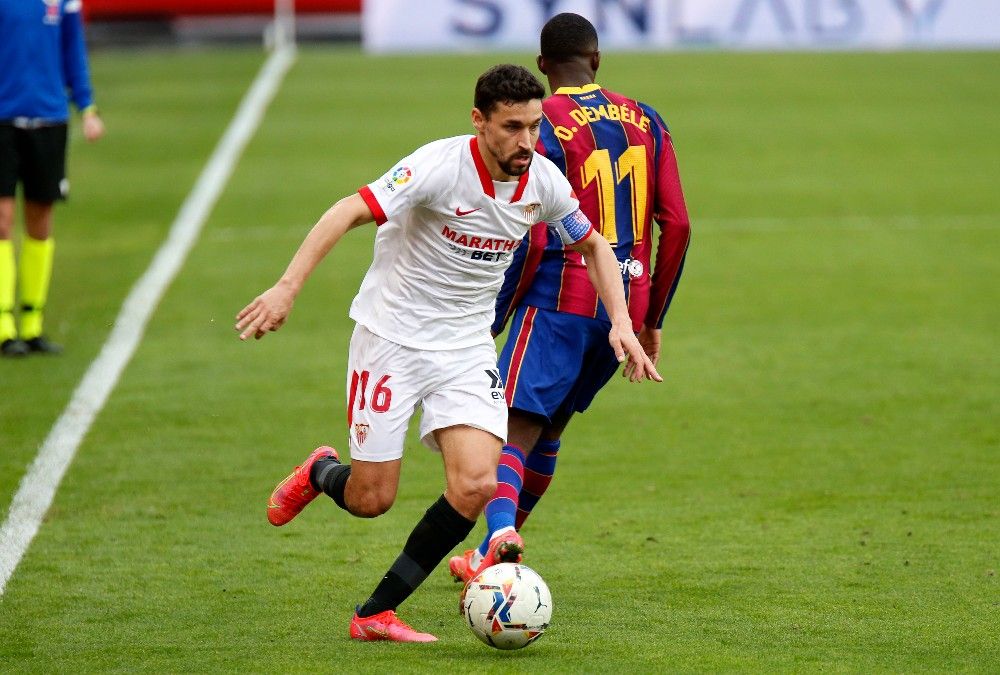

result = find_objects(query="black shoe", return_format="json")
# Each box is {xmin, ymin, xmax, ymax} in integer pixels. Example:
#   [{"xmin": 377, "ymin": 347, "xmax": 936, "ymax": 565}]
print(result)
[
  {"xmin": 1, "ymin": 338, "xmax": 29, "ymax": 357},
  {"xmin": 24, "ymin": 336, "xmax": 63, "ymax": 354}
]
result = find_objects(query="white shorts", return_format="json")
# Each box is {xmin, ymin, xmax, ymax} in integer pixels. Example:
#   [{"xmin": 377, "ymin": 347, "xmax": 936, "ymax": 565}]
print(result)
[{"xmin": 345, "ymin": 324, "xmax": 508, "ymax": 462}]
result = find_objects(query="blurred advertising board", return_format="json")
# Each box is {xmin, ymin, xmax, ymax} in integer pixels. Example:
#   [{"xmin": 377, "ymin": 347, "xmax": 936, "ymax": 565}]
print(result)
[{"xmin": 362, "ymin": 0, "xmax": 1000, "ymax": 52}]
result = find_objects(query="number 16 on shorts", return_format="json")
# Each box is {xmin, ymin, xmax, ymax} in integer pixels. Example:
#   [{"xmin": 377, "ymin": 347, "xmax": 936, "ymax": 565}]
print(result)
[
  {"xmin": 347, "ymin": 369, "xmax": 393, "ymax": 454},
  {"xmin": 350, "ymin": 370, "xmax": 392, "ymax": 414}
]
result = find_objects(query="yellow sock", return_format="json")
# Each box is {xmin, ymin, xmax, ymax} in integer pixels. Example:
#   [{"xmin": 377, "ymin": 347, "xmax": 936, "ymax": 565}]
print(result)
[
  {"xmin": 0, "ymin": 239, "xmax": 15, "ymax": 341},
  {"xmin": 18, "ymin": 236, "xmax": 55, "ymax": 340}
]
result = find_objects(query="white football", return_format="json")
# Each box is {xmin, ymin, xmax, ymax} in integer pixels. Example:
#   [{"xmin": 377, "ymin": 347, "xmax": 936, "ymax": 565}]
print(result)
[{"xmin": 461, "ymin": 562, "xmax": 552, "ymax": 650}]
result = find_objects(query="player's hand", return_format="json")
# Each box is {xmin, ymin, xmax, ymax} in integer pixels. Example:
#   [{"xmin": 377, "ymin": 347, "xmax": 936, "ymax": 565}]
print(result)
[
  {"xmin": 82, "ymin": 110, "xmax": 104, "ymax": 142},
  {"xmin": 625, "ymin": 326, "xmax": 662, "ymax": 381},
  {"xmin": 608, "ymin": 323, "xmax": 662, "ymax": 383},
  {"xmin": 235, "ymin": 283, "xmax": 295, "ymax": 341},
  {"xmin": 637, "ymin": 325, "xmax": 661, "ymax": 366}
]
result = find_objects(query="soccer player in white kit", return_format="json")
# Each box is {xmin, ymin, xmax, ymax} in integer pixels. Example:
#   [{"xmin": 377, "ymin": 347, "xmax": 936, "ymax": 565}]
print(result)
[{"xmin": 236, "ymin": 64, "xmax": 660, "ymax": 643}]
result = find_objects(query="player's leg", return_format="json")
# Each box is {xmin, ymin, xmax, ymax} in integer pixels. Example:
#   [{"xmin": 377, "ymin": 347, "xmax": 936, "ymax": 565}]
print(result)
[
  {"xmin": 350, "ymin": 425, "xmax": 495, "ymax": 642},
  {"xmin": 267, "ymin": 446, "xmax": 405, "ymax": 519},
  {"xmin": 469, "ymin": 410, "xmax": 543, "ymax": 565},
  {"xmin": 266, "ymin": 324, "xmax": 414, "ymax": 525},
  {"xmin": 458, "ymin": 410, "xmax": 550, "ymax": 578},
  {"xmin": 468, "ymin": 312, "xmax": 621, "ymax": 570},
  {"xmin": 267, "ymin": 437, "xmax": 408, "ymax": 528},
  {"xmin": 408, "ymin": 341, "xmax": 519, "ymax": 586},
  {"xmin": 18, "ymin": 124, "xmax": 66, "ymax": 353},
  {"xmin": 436, "ymin": 424, "xmax": 502, "ymax": 519},
  {"xmin": 0, "ymin": 123, "xmax": 26, "ymax": 355},
  {"xmin": 19, "ymin": 201, "xmax": 57, "ymax": 351},
  {"xmin": 514, "ymin": 409, "xmax": 570, "ymax": 530},
  {"xmin": 0, "ymin": 199, "xmax": 13, "ymax": 239},
  {"xmin": 351, "ymin": 334, "xmax": 504, "ymax": 642},
  {"xmin": 515, "ymin": 317, "xmax": 622, "ymax": 528},
  {"xmin": 461, "ymin": 307, "xmax": 585, "ymax": 578},
  {"xmin": 348, "ymin": 467, "xmax": 452, "ymax": 643},
  {"xmin": 0, "ymin": 197, "xmax": 20, "ymax": 354}
]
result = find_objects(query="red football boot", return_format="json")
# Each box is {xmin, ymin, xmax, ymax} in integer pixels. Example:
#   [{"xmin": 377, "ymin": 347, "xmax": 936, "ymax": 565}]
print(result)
[
  {"xmin": 266, "ymin": 446, "xmax": 338, "ymax": 526},
  {"xmin": 468, "ymin": 529, "xmax": 524, "ymax": 580},
  {"xmin": 349, "ymin": 609, "xmax": 437, "ymax": 643},
  {"xmin": 448, "ymin": 548, "xmax": 478, "ymax": 583}
]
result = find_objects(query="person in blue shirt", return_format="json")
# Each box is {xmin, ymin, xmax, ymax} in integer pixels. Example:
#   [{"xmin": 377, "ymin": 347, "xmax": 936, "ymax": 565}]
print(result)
[{"xmin": 1, "ymin": 0, "xmax": 105, "ymax": 357}]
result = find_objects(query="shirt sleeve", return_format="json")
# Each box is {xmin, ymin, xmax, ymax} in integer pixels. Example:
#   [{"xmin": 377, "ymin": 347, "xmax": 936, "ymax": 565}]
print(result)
[
  {"xmin": 538, "ymin": 162, "xmax": 593, "ymax": 245},
  {"xmin": 61, "ymin": 0, "xmax": 95, "ymax": 112},
  {"xmin": 358, "ymin": 142, "xmax": 442, "ymax": 226},
  {"xmin": 643, "ymin": 106, "xmax": 691, "ymax": 330}
]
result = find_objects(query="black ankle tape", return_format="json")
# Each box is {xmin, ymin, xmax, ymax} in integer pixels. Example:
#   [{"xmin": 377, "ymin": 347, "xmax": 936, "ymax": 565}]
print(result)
[{"xmin": 311, "ymin": 458, "xmax": 351, "ymax": 511}]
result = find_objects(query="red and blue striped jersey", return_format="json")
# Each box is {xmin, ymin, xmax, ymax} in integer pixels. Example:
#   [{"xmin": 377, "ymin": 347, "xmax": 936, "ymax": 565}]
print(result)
[{"xmin": 493, "ymin": 84, "xmax": 690, "ymax": 334}]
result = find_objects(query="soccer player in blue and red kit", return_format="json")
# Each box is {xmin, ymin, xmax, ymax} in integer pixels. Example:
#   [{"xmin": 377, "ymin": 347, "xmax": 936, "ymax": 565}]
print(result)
[{"xmin": 451, "ymin": 13, "xmax": 691, "ymax": 581}]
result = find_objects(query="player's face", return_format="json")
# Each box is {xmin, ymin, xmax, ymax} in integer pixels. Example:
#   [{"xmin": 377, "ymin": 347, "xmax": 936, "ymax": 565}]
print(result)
[{"xmin": 474, "ymin": 99, "xmax": 543, "ymax": 179}]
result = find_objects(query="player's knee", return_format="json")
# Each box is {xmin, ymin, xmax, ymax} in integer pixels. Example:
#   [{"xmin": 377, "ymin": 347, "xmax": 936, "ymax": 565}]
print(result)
[
  {"xmin": 476, "ymin": 475, "xmax": 498, "ymax": 507},
  {"xmin": 350, "ymin": 496, "xmax": 393, "ymax": 518},
  {"xmin": 460, "ymin": 474, "xmax": 497, "ymax": 512},
  {"xmin": 347, "ymin": 489, "xmax": 395, "ymax": 518}
]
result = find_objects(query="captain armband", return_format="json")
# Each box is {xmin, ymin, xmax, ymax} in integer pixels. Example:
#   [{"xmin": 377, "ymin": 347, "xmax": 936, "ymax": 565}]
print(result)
[{"xmin": 559, "ymin": 209, "xmax": 593, "ymax": 242}]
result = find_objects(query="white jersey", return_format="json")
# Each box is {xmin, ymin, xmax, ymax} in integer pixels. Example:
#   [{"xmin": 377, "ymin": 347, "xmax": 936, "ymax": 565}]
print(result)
[{"xmin": 353, "ymin": 134, "xmax": 592, "ymax": 350}]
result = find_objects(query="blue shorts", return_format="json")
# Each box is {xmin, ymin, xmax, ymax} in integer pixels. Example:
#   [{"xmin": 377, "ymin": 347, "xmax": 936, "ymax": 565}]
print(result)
[{"xmin": 498, "ymin": 305, "xmax": 620, "ymax": 422}]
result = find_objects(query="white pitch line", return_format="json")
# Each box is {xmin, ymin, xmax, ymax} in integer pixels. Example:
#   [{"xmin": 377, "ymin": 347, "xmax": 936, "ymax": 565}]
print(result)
[{"xmin": 0, "ymin": 45, "xmax": 297, "ymax": 597}]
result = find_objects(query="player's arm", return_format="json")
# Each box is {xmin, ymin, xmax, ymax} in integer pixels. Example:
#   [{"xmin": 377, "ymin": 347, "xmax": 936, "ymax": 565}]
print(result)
[
  {"xmin": 236, "ymin": 193, "xmax": 373, "ymax": 340},
  {"xmin": 568, "ymin": 229, "xmax": 662, "ymax": 383},
  {"xmin": 644, "ymin": 109, "xmax": 691, "ymax": 365},
  {"xmin": 62, "ymin": 0, "xmax": 103, "ymax": 142}
]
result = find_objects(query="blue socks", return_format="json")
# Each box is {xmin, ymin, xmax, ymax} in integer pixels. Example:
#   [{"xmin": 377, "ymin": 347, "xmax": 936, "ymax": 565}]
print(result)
[{"xmin": 477, "ymin": 444, "xmax": 525, "ymax": 556}]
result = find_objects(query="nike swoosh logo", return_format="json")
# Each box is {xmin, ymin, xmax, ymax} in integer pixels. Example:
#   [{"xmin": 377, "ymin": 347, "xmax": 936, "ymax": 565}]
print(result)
[{"xmin": 455, "ymin": 206, "xmax": 481, "ymax": 216}]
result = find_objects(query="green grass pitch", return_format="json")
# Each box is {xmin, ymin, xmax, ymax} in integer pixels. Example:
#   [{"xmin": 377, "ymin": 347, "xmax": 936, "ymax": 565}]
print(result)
[{"xmin": 0, "ymin": 47, "xmax": 997, "ymax": 672}]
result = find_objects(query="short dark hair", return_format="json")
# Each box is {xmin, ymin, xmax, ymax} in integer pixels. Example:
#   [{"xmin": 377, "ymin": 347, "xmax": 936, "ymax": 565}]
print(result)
[
  {"xmin": 474, "ymin": 64, "xmax": 546, "ymax": 117},
  {"xmin": 540, "ymin": 12, "xmax": 599, "ymax": 61}
]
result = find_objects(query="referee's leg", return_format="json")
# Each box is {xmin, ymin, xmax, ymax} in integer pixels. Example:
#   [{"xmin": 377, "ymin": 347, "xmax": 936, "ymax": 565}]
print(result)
[
  {"xmin": 18, "ymin": 201, "xmax": 56, "ymax": 347},
  {"xmin": 0, "ymin": 196, "xmax": 16, "ymax": 347},
  {"xmin": 18, "ymin": 123, "xmax": 65, "ymax": 349}
]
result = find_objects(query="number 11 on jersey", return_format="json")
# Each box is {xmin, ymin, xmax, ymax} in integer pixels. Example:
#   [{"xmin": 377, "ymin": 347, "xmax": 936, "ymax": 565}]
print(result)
[{"xmin": 580, "ymin": 145, "xmax": 649, "ymax": 245}]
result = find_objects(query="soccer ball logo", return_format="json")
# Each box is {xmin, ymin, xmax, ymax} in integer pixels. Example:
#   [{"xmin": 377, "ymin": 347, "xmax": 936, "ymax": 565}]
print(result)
[{"xmin": 461, "ymin": 563, "xmax": 552, "ymax": 650}]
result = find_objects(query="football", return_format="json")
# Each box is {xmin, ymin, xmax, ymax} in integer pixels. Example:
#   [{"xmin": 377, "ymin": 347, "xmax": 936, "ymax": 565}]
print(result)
[{"xmin": 461, "ymin": 563, "xmax": 552, "ymax": 650}]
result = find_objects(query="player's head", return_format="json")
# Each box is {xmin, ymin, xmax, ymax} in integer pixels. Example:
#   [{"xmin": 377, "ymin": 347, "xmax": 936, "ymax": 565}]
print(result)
[
  {"xmin": 537, "ymin": 13, "xmax": 600, "ymax": 80},
  {"xmin": 472, "ymin": 64, "xmax": 545, "ymax": 178},
  {"xmin": 473, "ymin": 64, "xmax": 546, "ymax": 119}
]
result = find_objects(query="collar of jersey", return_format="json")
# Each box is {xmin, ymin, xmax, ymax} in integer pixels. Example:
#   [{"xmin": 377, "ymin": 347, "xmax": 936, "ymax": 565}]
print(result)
[
  {"xmin": 469, "ymin": 136, "xmax": 529, "ymax": 203},
  {"xmin": 553, "ymin": 83, "xmax": 602, "ymax": 95}
]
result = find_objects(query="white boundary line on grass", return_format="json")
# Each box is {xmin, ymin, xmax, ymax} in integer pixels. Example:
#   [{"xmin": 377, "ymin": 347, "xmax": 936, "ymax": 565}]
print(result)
[{"xmin": 0, "ymin": 45, "xmax": 297, "ymax": 597}]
